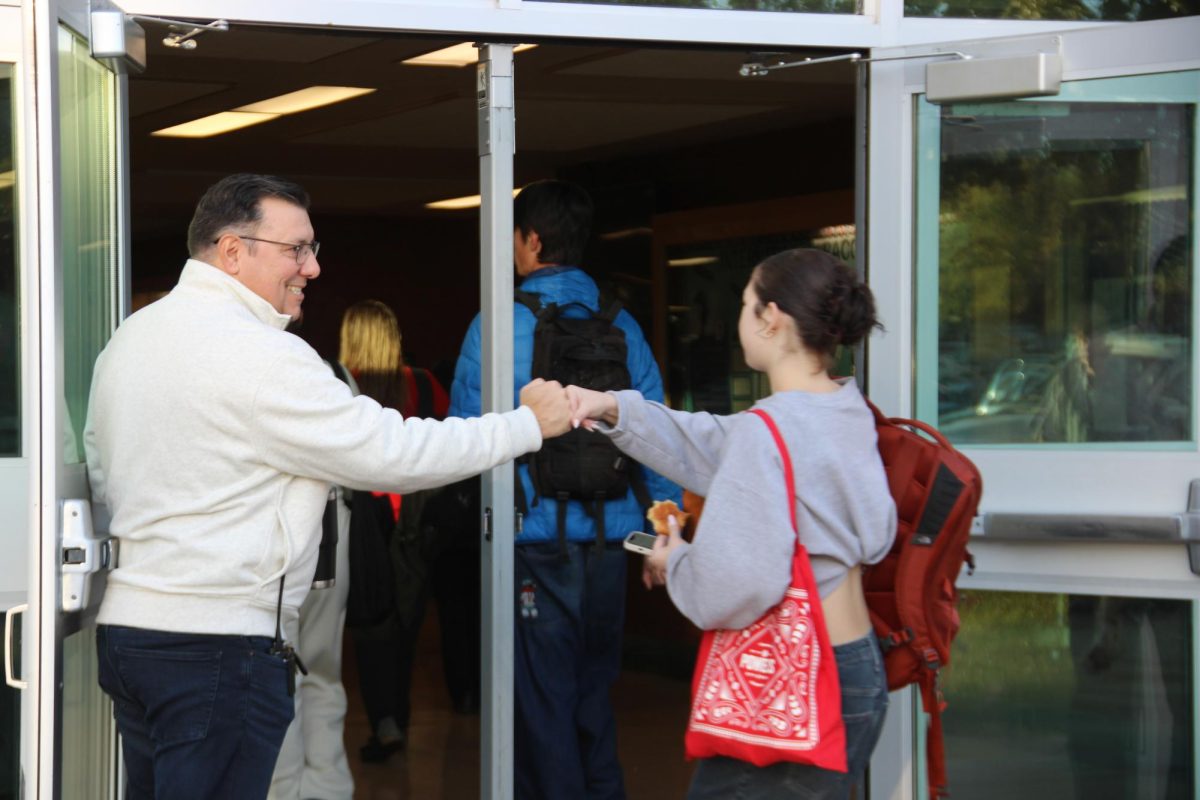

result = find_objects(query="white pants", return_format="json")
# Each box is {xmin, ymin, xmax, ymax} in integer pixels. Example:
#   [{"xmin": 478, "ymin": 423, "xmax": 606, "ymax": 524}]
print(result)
[{"xmin": 269, "ymin": 488, "xmax": 355, "ymax": 800}]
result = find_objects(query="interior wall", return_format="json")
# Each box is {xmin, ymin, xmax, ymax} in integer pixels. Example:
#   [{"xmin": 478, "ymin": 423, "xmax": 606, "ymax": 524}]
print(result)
[
  {"xmin": 134, "ymin": 215, "xmax": 479, "ymax": 376},
  {"xmin": 131, "ymin": 117, "xmax": 854, "ymax": 387}
]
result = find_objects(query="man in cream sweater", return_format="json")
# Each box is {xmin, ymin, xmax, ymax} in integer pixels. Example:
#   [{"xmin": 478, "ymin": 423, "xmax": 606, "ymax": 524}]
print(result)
[{"xmin": 84, "ymin": 173, "xmax": 570, "ymax": 800}]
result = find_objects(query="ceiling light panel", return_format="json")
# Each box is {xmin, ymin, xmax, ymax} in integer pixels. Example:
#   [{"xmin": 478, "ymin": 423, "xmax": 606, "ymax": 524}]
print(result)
[
  {"xmin": 151, "ymin": 111, "xmax": 280, "ymax": 138},
  {"xmin": 403, "ymin": 42, "xmax": 536, "ymax": 68},
  {"xmin": 667, "ymin": 256, "xmax": 719, "ymax": 267},
  {"xmin": 425, "ymin": 188, "xmax": 522, "ymax": 210},
  {"xmin": 236, "ymin": 86, "xmax": 376, "ymax": 115}
]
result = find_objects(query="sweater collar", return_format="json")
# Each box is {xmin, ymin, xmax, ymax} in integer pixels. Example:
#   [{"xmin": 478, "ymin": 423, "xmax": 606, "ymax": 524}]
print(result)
[{"xmin": 178, "ymin": 259, "xmax": 293, "ymax": 330}]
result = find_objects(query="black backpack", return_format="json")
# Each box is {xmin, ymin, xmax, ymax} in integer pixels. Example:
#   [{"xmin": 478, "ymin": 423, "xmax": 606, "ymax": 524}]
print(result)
[
  {"xmin": 325, "ymin": 361, "xmax": 399, "ymax": 628},
  {"xmin": 515, "ymin": 290, "xmax": 650, "ymax": 556},
  {"xmin": 343, "ymin": 490, "xmax": 400, "ymax": 628}
]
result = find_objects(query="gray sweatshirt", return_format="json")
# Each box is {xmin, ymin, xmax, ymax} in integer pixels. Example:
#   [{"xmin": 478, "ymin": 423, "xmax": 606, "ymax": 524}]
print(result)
[{"xmin": 606, "ymin": 380, "xmax": 896, "ymax": 631}]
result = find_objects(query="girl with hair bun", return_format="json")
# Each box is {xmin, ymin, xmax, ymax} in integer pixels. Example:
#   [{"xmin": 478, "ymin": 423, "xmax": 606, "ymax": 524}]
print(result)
[{"xmin": 568, "ymin": 248, "xmax": 896, "ymax": 799}]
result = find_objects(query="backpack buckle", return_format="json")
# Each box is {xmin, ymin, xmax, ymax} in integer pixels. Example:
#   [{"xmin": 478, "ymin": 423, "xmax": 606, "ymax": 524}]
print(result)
[
  {"xmin": 922, "ymin": 647, "xmax": 941, "ymax": 671},
  {"xmin": 881, "ymin": 628, "xmax": 913, "ymax": 653}
]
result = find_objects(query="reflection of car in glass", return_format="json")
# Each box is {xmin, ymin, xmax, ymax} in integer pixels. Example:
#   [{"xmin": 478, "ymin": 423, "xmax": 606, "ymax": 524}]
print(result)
[
  {"xmin": 972, "ymin": 357, "xmax": 1055, "ymax": 417},
  {"xmin": 940, "ymin": 357, "xmax": 1055, "ymax": 444}
]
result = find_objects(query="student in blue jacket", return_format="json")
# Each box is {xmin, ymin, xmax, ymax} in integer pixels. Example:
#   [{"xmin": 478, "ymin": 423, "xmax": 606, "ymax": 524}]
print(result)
[{"xmin": 449, "ymin": 179, "xmax": 679, "ymax": 800}]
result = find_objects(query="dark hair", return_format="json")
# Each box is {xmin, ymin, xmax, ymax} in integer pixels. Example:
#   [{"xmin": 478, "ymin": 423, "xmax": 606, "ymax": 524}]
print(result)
[
  {"xmin": 752, "ymin": 248, "xmax": 881, "ymax": 361},
  {"xmin": 513, "ymin": 180, "xmax": 593, "ymax": 267},
  {"xmin": 186, "ymin": 173, "xmax": 310, "ymax": 258}
]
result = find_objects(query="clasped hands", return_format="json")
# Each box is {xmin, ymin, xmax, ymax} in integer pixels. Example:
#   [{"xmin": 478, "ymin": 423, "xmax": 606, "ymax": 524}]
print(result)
[{"xmin": 518, "ymin": 382, "xmax": 619, "ymax": 438}]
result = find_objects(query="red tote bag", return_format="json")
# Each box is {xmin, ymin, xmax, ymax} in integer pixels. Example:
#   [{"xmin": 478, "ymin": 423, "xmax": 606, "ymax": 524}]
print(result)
[{"xmin": 684, "ymin": 408, "xmax": 847, "ymax": 772}]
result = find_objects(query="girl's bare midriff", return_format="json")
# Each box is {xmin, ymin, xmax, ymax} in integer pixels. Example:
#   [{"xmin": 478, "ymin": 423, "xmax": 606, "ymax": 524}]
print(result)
[{"xmin": 821, "ymin": 565, "xmax": 873, "ymax": 646}]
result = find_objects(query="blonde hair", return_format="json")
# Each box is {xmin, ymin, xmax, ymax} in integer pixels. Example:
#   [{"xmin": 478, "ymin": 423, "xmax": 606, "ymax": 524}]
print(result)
[
  {"xmin": 339, "ymin": 300, "xmax": 402, "ymax": 371},
  {"xmin": 339, "ymin": 300, "xmax": 405, "ymax": 410}
]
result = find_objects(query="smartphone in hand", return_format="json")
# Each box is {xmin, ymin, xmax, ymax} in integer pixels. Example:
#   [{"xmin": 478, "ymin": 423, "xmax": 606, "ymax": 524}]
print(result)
[{"xmin": 623, "ymin": 531, "xmax": 658, "ymax": 555}]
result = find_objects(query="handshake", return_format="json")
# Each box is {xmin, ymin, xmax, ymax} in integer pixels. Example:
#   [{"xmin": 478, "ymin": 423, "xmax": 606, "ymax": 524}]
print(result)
[{"xmin": 519, "ymin": 380, "xmax": 621, "ymax": 439}]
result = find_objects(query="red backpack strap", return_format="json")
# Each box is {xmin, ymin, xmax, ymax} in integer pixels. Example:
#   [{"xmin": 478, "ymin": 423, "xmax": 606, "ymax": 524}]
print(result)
[
  {"xmin": 747, "ymin": 408, "xmax": 797, "ymax": 533},
  {"xmin": 924, "ymin": 679, "xmax": 949, "ymax": 798}
]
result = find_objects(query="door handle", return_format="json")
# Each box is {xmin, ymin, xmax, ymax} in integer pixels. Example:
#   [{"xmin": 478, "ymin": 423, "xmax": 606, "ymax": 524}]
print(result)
[
  {"xmin": 4, "ymin": 603, "xmax": 28, "ymax": 690},
  {"xmin": 978, "ymin": 479, "xmax": 1200, "ymax": 576},
  {"xmin": 61, "ymin": 499, "xmax": 118, "ymax": 613}
]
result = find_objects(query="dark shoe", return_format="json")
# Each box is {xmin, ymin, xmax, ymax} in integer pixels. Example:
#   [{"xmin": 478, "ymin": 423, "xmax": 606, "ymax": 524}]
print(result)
[{"xmin": 359, "ymin": 734, "xmax": 405, "ymax": 763}]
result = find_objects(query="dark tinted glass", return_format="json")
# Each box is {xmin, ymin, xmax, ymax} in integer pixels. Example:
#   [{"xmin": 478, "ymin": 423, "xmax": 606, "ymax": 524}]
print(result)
[{"xmin": 0, "ymin": 67, "xmax": 17, "ymax": 457}]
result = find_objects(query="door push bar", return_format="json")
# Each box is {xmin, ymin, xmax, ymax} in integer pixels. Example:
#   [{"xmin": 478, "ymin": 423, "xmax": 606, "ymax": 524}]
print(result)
[
  {"xmin": 978, "ymin": 479, "xmax": 1200, "ymax": 577},
  {"xmin": 61, "ymin": 499, "xmax": 118, "ymax": 614}
]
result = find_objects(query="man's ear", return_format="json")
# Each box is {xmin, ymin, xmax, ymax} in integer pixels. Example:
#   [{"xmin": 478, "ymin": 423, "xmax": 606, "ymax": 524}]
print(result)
[
  {"xmin": 212, "ymin": 233, "xmax": 242, "ymax": 275},
  {"xmin": 526, "ymin": 230, "xmax": 543, "ymax": 261}
]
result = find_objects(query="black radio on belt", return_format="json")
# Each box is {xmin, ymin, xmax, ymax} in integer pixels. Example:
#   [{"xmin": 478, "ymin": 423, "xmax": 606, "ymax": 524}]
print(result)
[
  {"xmin": 269, "ymin": 640, "xmax": 308, "ymax": 696},
  {"xmin": 270, "ymin": 577, "xmax": 308, "ymax": 697}
]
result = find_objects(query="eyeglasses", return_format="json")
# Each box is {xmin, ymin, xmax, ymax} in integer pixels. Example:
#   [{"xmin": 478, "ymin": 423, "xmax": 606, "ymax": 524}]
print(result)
[{"xmin": 215, "ymin": 235, "xmax": 321, "ymax": 264}]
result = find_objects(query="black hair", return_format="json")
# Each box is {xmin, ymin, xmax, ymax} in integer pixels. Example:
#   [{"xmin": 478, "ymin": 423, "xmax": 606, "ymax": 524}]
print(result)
[
  {"xmin": 513, "ymin": 180, "xmax": 593, "ymax": 267},
  {"xmin": 186, "ymin": 173, "xmax": 310, "ymax": 258},
  {"xmin": 752, "ymin": 248, "xmax": 882, "ymax": 361}
]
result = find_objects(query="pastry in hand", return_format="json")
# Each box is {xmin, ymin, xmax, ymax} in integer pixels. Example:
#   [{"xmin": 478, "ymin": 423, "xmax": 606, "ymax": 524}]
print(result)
[{"xmin": 646, "ymin": 499, "xmax": 688, "ymax": 536}]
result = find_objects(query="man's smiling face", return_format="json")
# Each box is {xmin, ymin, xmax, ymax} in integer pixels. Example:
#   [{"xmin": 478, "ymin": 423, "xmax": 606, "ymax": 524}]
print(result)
[{"xmin": 235, "ymin": 197, "xmax": 320, "ymax": 317}]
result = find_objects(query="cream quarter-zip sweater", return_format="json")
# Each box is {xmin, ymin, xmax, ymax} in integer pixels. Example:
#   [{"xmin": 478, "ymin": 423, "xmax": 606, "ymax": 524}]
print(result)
[{"xmin": 85, "ymin": 259, "xmax": 541, "ymax": 637}]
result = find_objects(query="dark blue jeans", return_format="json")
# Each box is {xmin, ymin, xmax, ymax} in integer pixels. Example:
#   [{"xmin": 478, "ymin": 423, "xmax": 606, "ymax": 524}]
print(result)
[
  {"xmin": 686, "ymin": 631, "xmax": 890, "ymax": 800},
  {"xmin": 514, "ymin": 541, "xmax": 627, "ymax": 800},
  {"xmin": 97, "ymin": 624, "xmax": 295, "ymax": 800}
]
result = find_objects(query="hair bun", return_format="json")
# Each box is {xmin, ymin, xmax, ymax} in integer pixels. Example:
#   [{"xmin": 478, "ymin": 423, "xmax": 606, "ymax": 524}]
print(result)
[{"xmin": 835, "ymin": 282, "xmax": 880, "ymax": 345}]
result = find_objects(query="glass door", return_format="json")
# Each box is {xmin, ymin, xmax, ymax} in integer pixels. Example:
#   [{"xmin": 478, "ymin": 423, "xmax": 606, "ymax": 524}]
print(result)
[
  {"xmin": 27, "ymin": 0, "xmax": 127, "ymax": 797},
  {"xmin": 1, "ymin": 9, "xmax": 28, "ymax": 800},
  {"xmin": 866, "ymin": 17, "xmax": 1200, "ymax": 800}
]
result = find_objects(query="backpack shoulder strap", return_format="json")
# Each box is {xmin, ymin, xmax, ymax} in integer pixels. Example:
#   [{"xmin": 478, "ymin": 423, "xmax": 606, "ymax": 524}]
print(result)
[
  {"xmin": 595, "ymin": 293, "xmax": 623, "ymax": 325},
  {"xmin": 515, "ymin": 290, "xmax": 548, "ymax": 318},
  {"xmin": 412, "ymin": 367, "xmax": 435, "ymax": 419}
]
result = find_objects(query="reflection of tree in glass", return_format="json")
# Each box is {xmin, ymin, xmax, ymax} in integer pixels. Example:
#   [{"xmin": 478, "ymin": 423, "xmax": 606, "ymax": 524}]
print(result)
[
  {"xmin": 551, "ymin": 0, "xmax": 857, "ymax": 9},
  {"xmin": 904, "ymin": 0, "xmax": 1198, "ymax": 20},
  {"xmin": 935, "ymin": 99, "xmax": 1190, "ymax": 445},
  {"xmin": 938, "ymin": 157, "xmax": 1088, "ymax": 413}
]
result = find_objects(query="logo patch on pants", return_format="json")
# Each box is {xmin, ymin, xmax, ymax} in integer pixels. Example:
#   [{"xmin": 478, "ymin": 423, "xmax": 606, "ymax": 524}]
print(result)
[{"xmin": 519, "ymin": 579, "xmax": 539, "ymax": 619}]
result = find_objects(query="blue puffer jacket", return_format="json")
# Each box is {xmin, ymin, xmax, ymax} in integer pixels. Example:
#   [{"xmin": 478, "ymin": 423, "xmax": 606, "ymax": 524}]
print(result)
[{"xmin": 449, "ymin": 266, "xmax": 680, "ymax": 544}]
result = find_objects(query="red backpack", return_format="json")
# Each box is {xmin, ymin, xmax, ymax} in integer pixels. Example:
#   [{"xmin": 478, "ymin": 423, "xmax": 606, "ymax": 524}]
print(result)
[{"xmin": 861, "ymin": 399, "xmax": 982, "ymax": 800}]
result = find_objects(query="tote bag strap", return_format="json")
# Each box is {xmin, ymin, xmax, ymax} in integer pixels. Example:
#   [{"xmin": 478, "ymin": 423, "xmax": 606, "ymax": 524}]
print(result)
[{"xmin": 747, "ymin": 408, "xmax": 797, "ymax": 535}]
